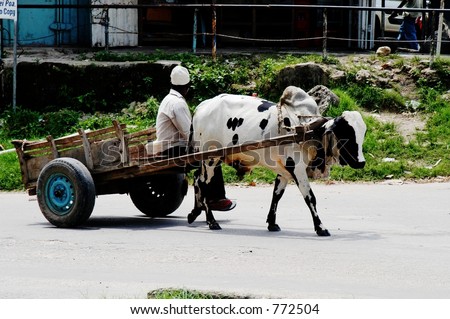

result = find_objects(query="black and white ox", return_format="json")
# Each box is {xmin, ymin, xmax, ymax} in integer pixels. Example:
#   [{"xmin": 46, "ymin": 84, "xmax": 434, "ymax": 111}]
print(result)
[{"xmin": 188, "ymin": 86, "xmax": 367, "ymax": 236}]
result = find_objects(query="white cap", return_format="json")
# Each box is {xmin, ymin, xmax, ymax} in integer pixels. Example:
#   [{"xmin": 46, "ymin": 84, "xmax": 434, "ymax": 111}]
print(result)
[{"xmin": 170, "ymin": 65, "xmax": 190, "ymax": 85}]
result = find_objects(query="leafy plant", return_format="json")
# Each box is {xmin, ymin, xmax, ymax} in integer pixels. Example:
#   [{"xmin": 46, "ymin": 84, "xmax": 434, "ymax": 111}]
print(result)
[
  {"xmin": 76, "ymin": 90, "xmax": 108, "ymax": 111},
  {"xmin": 40, "ymin": 109, "xmax": 82, "ymax": 138},
  {"xmin": 431, "ymin": 58, "xmax": 450, "ymax": 79},
  {"xmin": 324, "ymin": 89, "xmax": 359, "ymax": 117},
  {"xmin": 0, "ymin": 108, "xmax": 43, "ymax": 139},
  {"xmin": 345, "ymin": 84, "xmax": 405, "ymax": 112},
  {"xmin": 0, "ymin": 151, "xmax": 23, "ymax": 191}
]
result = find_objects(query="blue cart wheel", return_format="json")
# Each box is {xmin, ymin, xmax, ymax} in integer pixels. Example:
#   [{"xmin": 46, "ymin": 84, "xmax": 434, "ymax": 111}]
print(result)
[
  {"xmin": 45, "ymin": 173, "xmax": 76, "ymax": 215},
  {"xmin": 37, "ymin": 158, "xmax": 95, "ymax": 227}
]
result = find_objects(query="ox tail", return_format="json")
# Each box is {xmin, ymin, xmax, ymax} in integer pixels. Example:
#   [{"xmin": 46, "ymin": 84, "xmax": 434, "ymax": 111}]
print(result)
[{"xmin": 188, "ymin": 123, "xmax": 195, "ymax": 154}]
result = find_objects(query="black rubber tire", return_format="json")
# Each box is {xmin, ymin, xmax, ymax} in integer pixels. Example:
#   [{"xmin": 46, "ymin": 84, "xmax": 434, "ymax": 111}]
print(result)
[
  {"xmin": 37, "ymin": 158, "xmax": 96, "ymax": 227},
  {"xmin": 129, "ymin": 173, "xmax": 187, "ymax": 217}
]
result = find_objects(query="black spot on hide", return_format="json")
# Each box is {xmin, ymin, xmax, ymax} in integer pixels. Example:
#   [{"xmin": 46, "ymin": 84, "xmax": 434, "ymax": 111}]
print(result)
[
  {"xmin": 285, "ymin": 157, "xmax": 299, "ymax": 186},
  {"xmin": 304, "ymin": 189, "xmax": 317, "ymax": 207},
  {"xmin": 232, "ymin": 134, "xmax": 239, "ymax": 145},
  {"xmin": 227, "ymin": 117, "xmax": 244, "ymax": 131},
  {"xmin": 259, "ymin": 119, "xmax": 269, "ymax": 130},
  {"xmin": 283, "ymin": 117, "xmax": 291, "ymax": 127},
  {"xmin": 226, "ymin": 118, "xmax": 233, "ymax": 129},
  {"xmin": 257, "ymin": 100, "xmax": 276, "ymax": 112}
]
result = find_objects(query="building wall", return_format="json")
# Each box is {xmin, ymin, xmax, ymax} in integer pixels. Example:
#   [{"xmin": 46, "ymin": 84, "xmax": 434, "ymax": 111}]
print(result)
[
  {"xmin": 1, "ymin": 0, "xmax": 91, "ymax": 46},
  {"xmin": 91, "ymin": 0, "xmax": 138, "ymax": 47}
]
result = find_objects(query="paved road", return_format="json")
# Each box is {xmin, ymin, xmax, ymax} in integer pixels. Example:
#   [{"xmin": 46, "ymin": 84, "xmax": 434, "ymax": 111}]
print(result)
[{"xmin": 1, "ymin": 182, "xmax": 449, "ymax": 299}]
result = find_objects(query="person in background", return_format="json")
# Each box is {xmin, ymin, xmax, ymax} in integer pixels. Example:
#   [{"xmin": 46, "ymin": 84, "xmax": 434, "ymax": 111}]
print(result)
[
  {"xmin": 395, "ymin": 0, "xmax": 423, "ymax": 51},
  {"xmin": 154, "ymin": 65, "xmax": 236, "ymax": 211}
]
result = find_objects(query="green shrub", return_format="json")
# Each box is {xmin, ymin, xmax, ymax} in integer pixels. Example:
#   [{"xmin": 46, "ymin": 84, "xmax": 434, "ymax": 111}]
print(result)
[
  {"xmin": 0, "ymin": 108, "xmax": 81, "ymax": 139},
  {"xmin": 0, "ymin": 108, "xmax": 42, "ymax": 139},
  {"xmin": 186, "ymin": 56, "xmax": 255, "ymax": 103},
  {"xmin": 40, "ymin": 109, "xmax": 81, "ymax": 138},
  {"xmin": 0, "ymin": 151, "xmax": 23, "ymax": 191},
  {"xmin": 419, "ymin": 86, "xmax": 448, "ymax": 113},
  {"xmin": 189, "ymin": 62, "xmax": 234, "ymax": 102},
  {"xmin": 345, "ymin": 84, "xmax": 405, "ymax": 111},
  {"xmin": 78, "ymin": 112, "xmax": 119, "ymax": 131},
  {"xmin": 324, "ymin": 89, "xmax": 359, "ymax": 117},
  {"xmin": 429, "ymin": 58, "xmax": 450, "ymax": 87}
]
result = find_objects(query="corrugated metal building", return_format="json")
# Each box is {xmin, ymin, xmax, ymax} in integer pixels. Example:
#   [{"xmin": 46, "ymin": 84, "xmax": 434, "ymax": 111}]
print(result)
[
  {"xmin": 0, "ymin": 0, "xmax": 137, "ymax": 48},
  {"xmin": 91, "ymin": 0, "xmax": 138, "ymax": 47},
  {"xmin": 1, "ymin": 0, "xmax": 91, "ymax": 46}
]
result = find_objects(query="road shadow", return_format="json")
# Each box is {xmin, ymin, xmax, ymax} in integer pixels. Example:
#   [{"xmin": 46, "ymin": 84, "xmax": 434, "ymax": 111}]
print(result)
[
  {"xmin": 190, "ymin": 224, "xmax": 382, "ymax": 241},
  {"xmin": 33, "ymin": 214, "xmax": 188, "ymax": 231},
  {"xmin": 33, "ymin": 214, "xmax": 382, "ymax": 241},
  {"xmin": 84, "ymin": 215, "xmax": 189, "ymax": 230}
]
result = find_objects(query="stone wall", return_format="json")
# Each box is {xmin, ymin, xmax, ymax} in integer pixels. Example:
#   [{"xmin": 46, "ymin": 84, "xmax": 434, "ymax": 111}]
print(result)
[{"xmin": 1, "ymin": 60, "xmax": 179, "ymax": 113}]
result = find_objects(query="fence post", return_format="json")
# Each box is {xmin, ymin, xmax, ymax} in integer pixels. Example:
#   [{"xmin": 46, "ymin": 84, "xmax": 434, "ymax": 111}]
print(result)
[
  {"xmin": 193, "ymin": 8, "xmax": 198, "ymax": 53},
  {"xmin": 212, "ymin": 2, "xmax": 217, "ymax": 61},
  {"xmin": 429, "ymin": 9, "xmax": 436, "ymax": 67},
  {"xmin": 322, "ymin": 8, "xmax": 327, "ymax": 58},
  {"xmin": 104, "ymin": 6, "xmax": 110, "ymax": 51},
  {"xmin": 435, "ymin": 0, "xmax": 445, "ymax": 57}
]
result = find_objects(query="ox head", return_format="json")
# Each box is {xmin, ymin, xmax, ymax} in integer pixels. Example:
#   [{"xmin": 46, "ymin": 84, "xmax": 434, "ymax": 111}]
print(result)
[{"xmin": 323, "ymin": 111, "xmax": 367, "ymax": 169}]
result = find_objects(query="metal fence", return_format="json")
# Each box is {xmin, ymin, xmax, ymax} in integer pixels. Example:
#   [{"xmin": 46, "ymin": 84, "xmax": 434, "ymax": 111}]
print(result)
[{"xmin": 1, "ymin": 3, "xmax": 450, "ymax": 58}]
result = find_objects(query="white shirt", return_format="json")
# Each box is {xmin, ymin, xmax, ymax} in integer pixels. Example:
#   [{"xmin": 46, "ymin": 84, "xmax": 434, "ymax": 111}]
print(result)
[{"xmin": 155, "ymin": 89, "xmax": 192, "ymax": 153}]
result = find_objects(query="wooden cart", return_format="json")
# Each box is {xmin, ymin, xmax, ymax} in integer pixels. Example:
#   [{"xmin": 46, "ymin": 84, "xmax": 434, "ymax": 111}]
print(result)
[{"xmin": 12, "ymin": 120, "xmax": 322, "ymax": 227}]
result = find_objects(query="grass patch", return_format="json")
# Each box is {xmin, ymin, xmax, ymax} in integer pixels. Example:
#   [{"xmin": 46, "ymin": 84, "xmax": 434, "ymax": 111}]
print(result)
[
  {"xmin": 0, "ymin": 148, "xmax": 23, "ymax": 191},
  {"xmin": 222, "ymin": 165, "xmax": 278, "ymax": 185},
  {"xmin": 147, "ymin": 288, "xmax": 251, "ymax": 299},
  {"xmin": 344, "ymin": 84, "xmax": 405, "ymax": 112}
]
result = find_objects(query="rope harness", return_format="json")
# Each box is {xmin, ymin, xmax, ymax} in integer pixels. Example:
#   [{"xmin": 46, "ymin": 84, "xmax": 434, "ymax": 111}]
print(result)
[{"xmin": 276, "ymin": 102, "xmax": 340, "ymax": 170}]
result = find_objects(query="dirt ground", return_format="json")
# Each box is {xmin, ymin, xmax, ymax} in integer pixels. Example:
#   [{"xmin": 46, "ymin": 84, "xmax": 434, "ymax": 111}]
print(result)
[{"xmin": 365, "ymin": 111, "xmax": 427, "ymax": 141}]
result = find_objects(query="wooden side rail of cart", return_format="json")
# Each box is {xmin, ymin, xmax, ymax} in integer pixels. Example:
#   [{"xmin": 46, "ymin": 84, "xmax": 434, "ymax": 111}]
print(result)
[{"xmin": 12, "ymin": 121, "xmax": 158, "ymax": 195}]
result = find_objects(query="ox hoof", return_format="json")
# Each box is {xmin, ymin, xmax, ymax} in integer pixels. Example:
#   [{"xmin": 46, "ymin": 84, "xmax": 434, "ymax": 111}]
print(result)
[
  {"xmin": 188, "ymin": 210, "xmax": 201, "ymax": 224},
  {"xmin": 268, "ymin": 224, "xmax": 281, "ymax": 232},
  {"xmin": 316, "ymin": 229, "xmax": 331, "ymax": 237},
  {"xmin": 208, "ymin": 222, "xmax": 222, "ymax": 230}
]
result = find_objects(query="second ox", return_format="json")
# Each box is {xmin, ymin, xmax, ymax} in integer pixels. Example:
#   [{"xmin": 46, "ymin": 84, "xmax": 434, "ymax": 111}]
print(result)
[{"xmin": 188, "ymin": 86, "xmax": 367, "ymax": 236}]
